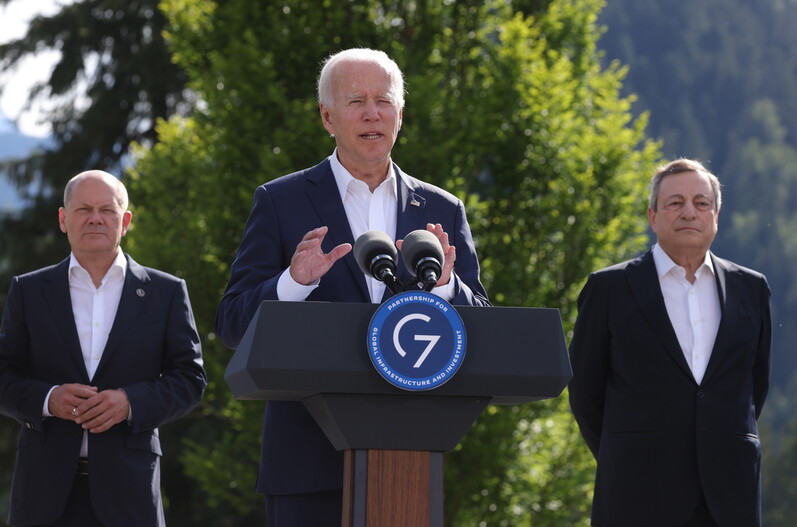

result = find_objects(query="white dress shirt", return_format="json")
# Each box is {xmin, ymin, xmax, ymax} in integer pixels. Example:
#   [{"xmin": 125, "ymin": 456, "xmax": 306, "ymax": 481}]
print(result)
[
  {"xmin": 652, "ymin": 244, "xmax": 721, "ymax": 384},
  {"xmin": 43, "ymin": 250, "xmax": 127, "ymax": 456},
  {"xmin": 277, "ymin": 150, "xmax": 454, "ymax": 302}
]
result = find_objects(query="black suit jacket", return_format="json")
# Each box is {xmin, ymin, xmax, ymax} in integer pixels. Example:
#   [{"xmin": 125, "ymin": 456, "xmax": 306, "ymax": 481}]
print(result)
[
  {"xmin": 0, "ymin": 254, "xmax": 207, "ymax": 527},
  {"xmin": 568, "ymin": 250, "xmax": 771, "ymax": 527},
  {"xmin": 215, "ymin": 159, "xmax": 489, "ymax": 495}
]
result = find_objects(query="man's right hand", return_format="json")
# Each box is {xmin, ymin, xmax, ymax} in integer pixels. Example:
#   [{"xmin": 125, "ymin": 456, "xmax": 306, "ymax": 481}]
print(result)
[
  {"xmin": 49, "ymin": 383, "xmax": 99, "ymax": 421},
  {"xmin": 289, "ymin": 226, "xmax": 352, "ymax": 285}
]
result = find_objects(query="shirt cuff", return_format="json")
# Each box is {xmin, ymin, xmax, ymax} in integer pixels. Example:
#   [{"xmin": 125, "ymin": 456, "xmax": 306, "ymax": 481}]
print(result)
[
  {"xmin": 43, "ymin": 385, "xmax": 58, "ymax": 417},
  {"xmin": 118, "ymin": 388, "xmax": 133, "ymax": 422},
  {"xmin": 276, "ymin": 268, "xmax": 320, "ymax": 301},
  {"xmin": 431, "ymin": 275, "xmax": 455, "ymax": 301}
]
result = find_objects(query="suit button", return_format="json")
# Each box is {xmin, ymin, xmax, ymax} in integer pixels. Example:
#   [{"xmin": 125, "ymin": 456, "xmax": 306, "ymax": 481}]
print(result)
[
  {"xmin": 25, "ymin": 422, "xmax": 33, "ymax": 429},
  {"xmin": 697, "ymin": 391, "xmax": 705, "ymax": 398}
]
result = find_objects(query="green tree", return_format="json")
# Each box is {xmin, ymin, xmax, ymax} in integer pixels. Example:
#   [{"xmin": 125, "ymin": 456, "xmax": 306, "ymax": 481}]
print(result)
[
  {"xmin": 126, "ymin": 0, "xmax": 659, "ymax": 525},
  {"xmin": 0, "ymin": 0, "xmax": 188, "ymax": 301}
]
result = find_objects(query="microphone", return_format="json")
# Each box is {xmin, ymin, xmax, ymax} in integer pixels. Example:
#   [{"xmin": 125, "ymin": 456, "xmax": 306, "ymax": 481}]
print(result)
[
  {"xmin": 353, "ymin": 231, "xmax": 404, "ymax": 295},
  {"xmin": 401, "ymin": 229, "xmax": 444, "ymax": 291}
]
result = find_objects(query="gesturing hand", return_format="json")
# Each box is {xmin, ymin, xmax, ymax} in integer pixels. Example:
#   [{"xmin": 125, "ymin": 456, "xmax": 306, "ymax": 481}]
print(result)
[
  {"xmin": 289, "ymin": 226, "xmax": 352, "ymax": 285},
  {"xmin": 396, "ymin": 223, "xmax": 455, "ymax": 286}
]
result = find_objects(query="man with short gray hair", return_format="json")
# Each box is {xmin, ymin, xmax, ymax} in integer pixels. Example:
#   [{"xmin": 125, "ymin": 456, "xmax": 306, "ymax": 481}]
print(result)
[{"xmin": 569, "ymin": 158, "xmax": 771, "ymax": 527}]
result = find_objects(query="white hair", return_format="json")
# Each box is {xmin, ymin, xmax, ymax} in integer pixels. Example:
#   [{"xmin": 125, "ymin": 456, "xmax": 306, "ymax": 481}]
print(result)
[{"xmin": 317, "ymin": 48, "xmax": 405, "ymax": 109}]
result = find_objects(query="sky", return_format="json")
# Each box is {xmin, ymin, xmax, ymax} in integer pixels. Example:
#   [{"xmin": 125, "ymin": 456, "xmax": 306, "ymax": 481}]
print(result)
[{"xmin": 0, "ymin": 0, "xmax": 64, "ymax": 138}]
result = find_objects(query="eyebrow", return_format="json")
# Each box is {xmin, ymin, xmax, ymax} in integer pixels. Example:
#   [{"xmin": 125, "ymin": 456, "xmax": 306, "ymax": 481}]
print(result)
[
  {"xmin": 663, "ymin": 193, "xmax": 713, "ymax": 202},
  {"xmin": 345, "ymin": 93, "xmax": 394, "ymax": 101},
  {"xmin": 73, "ymin": 201, "xmax": 118, "ymax": 209}
]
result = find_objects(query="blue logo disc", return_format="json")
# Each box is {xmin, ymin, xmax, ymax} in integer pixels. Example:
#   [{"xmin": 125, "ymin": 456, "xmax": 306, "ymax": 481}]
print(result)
[{"xmin": 368, "ymin": 291, "xmax": 467, "ymax": 391}]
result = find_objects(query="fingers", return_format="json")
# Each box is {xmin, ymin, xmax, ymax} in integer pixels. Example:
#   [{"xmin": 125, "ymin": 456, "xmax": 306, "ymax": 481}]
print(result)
[
  {"xmin": 439, "ymin": 245, "xmax": 456, "ymax": 286},
  {"xmin": 290, "ymin": 227, "xmax": 351, "ymax": 285},
  {"xmin": 74, "ymin": 389, "xmax": 130, "ymax": 434},
  {"xmin": 426, "ymin": 223, "xmax": 449, "ymax": 248},
  {"xmin": 397, "ymin": 224, "xmax": 455, "ymax": 286},
  {"xmin": 427, "ymin": 224, "xmax": 454, "ymax": 286},
  {"xmin": 327, "ymin": 242, "xmax": 353, "ymax": 262},
  {"xmin": 49, "ymin": 384, "xmax": 99, "ymax": 421}
]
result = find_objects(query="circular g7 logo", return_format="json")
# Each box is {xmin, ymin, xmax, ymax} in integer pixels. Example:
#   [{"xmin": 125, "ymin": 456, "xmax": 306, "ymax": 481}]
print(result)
[{"xmin": 368, "ymin": 291, "xmax": 466, "ymax": 391}]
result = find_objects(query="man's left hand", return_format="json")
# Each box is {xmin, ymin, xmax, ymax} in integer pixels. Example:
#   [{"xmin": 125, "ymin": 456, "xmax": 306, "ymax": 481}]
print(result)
[
  {"xmin": 397, "ymin": 223, "xmax": 455, "ymax": 286},
  {"xmin": 74, "ymin": 389, "xmax": 130, "ymax": 433}
]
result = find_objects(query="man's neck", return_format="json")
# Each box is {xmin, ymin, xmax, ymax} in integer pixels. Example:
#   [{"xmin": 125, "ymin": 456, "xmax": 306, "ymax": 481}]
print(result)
[
  {"xmin": 661, "ymin": 247, "xmax": 709, "ymax": 284},
  {"xmin": 74, "ymin": 250, "xmax": 120, "ymax": 288},
  {"xmin": 339, "ymin": 156, "xmax": 392, "ymax": 192}
]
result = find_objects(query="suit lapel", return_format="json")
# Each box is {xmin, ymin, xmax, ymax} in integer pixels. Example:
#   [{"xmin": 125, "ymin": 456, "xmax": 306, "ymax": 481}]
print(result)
[
  {"xmin": 391, "ymin": 166, "xmax": 429, "ymax": 297},
  {"xmin": 42, "ymin": 258, "xmax": 91, "ymax": 382},
  {"xmin": 624, "ymin": 252, "xmax": 694, "ymax": 379},
  {"xmin": 702, "ymin": 254, "xmax": 733, "ymax": 384},
  {"xmin": 395, "ymin": 165, "xmax": 427, "ymax": 241},
  {"xmin": 94, "ymin": 255, "xmax": 149, "ymax": 379},
  {"xmin": 305, "ymin": 161, "xmax": 370, "ymax": 301}
]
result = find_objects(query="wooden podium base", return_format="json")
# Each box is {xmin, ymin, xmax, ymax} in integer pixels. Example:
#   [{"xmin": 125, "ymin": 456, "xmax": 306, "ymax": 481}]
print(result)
[{"xmin": 342, "ymin": 449, "xmax": 443, "ymax": 527}]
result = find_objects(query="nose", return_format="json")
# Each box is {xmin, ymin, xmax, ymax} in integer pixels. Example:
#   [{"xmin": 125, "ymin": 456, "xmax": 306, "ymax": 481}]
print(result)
[
  {"xmin": 680, "ymin": 201, "xmax": 696, "ymax": 219},
  {"xmin": 362, "ymin": 99, "xmax": 380, "ymax": 120}
]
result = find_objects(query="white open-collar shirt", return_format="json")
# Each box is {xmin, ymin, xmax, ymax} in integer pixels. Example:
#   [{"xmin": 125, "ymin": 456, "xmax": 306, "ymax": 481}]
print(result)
[{"xmin": 652, "ymin": 243, "xmax": 721, "ymax": 385}]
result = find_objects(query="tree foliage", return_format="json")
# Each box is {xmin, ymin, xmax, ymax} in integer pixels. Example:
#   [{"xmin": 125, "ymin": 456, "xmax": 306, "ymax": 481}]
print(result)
[
  {"xmin": 126, "ymin": 0, "xmax": 659, "ymax": 525},
  {"xmin": 0, "ymin": 0, "xmax": 188, "ymax": 304}
]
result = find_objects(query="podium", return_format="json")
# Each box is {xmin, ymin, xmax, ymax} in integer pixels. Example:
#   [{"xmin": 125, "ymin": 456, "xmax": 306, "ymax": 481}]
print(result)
[{"xmin": 225, "ymin": 300, "xmax": 571, "ymax": 526}]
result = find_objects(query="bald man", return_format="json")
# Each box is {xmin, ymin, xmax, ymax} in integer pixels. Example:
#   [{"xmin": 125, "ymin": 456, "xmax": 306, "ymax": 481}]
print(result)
[{"xmin": 0, "ymin": 171, "xmax": 207, "ymax": 527}]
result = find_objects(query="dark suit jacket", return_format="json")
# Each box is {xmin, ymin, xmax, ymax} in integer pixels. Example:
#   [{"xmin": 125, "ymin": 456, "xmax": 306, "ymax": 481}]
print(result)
[
  {"xmin": 568, "ymin": 250, "xmax": 771, "ymax": 527},
  {"xmin": 215, "ymin": 159, "xmax": 489, "ymax": 495},
  {"xmin": 0, "ymin": 254, "xmax": 207, "ymax": 527}
]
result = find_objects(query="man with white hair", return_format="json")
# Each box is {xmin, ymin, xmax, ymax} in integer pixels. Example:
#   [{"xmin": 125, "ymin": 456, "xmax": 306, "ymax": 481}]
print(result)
[{"xmin": 216, "ymin": 48, "xmax": 489, "ymax": 525}]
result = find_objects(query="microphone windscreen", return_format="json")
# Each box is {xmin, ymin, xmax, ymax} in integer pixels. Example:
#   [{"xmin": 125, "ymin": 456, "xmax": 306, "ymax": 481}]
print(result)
[
  {"xmin": 353, "ymin": 230, "xmax": 397, "ymax": 277},
  {"xmin": 401, "ymin": 229, "xmax": 444, "ymax": 271}
]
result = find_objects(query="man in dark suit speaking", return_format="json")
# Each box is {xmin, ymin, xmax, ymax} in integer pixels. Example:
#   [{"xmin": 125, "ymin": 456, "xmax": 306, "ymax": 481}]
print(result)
[
  {"xmin": 215, "ymin": 48, "xmax": 489, "ymax": 525},
  {"xmin": 0, "ymin": 170, "xmax": 207, "ymax": 526},
  {"xmin": 569, "ymin": 158, "xmax": 771, "ymax": 527}
]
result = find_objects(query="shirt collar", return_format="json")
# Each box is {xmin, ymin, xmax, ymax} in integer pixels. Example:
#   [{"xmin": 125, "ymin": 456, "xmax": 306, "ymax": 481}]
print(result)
[
  {"xmin": 68, "ymin": 250, "xmax": 128, "ymax": 283},
  {"xmin": 652, "ymin": 243, "xmax": 714, "ymax": 279},
  {"xmin": 328, "ymin": 148, "xmax": 397, "ymax": 201}
]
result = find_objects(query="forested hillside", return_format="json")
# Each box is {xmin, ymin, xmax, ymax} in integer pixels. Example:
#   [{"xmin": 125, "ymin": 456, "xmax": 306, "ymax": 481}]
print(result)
[{"xmin": 598, "ymin": 0, "xmax": 797, "ymax": 522}]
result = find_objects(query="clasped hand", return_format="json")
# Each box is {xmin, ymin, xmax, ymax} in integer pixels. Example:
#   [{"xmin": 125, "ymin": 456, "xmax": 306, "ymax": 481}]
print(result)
[{"xmin": 49, "ymin": 383, "xmax": 130, "ymax": 433}]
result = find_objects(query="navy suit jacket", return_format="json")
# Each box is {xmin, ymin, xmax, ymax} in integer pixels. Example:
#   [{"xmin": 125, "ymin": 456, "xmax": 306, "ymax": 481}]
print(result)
[
  {"xmin": 0, "ymin": 254, "xmax": 207, "ymax": 527},
  {"xmin": 215, "ymin": 159, "xmax": 489, "ymax": 494},
  {"xmin": 568, "ymin": 250, "xmax": 771, "ymax": 527}
]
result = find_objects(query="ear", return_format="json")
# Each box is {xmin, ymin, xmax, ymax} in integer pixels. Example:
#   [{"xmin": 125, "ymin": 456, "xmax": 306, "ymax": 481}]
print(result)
[
  {"xmin": 647, "ymin": 207, "xmax": 657, "ymax": 233},
  {"xmin": 121, "ymin": 210, "xmax": 133, "ymax": 237},
  {"xmin": 320, "ymin": 103, "xmax": 335, "ymax": 136},
  {"xmin": 58, "ymin": 207, "xmax": 68, "ymax": 234}
]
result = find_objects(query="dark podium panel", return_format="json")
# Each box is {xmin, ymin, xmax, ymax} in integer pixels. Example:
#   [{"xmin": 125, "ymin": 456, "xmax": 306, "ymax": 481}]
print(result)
[{"xmin": 225, "ymin": 300, "xmax": 572, "ymax": 526}]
